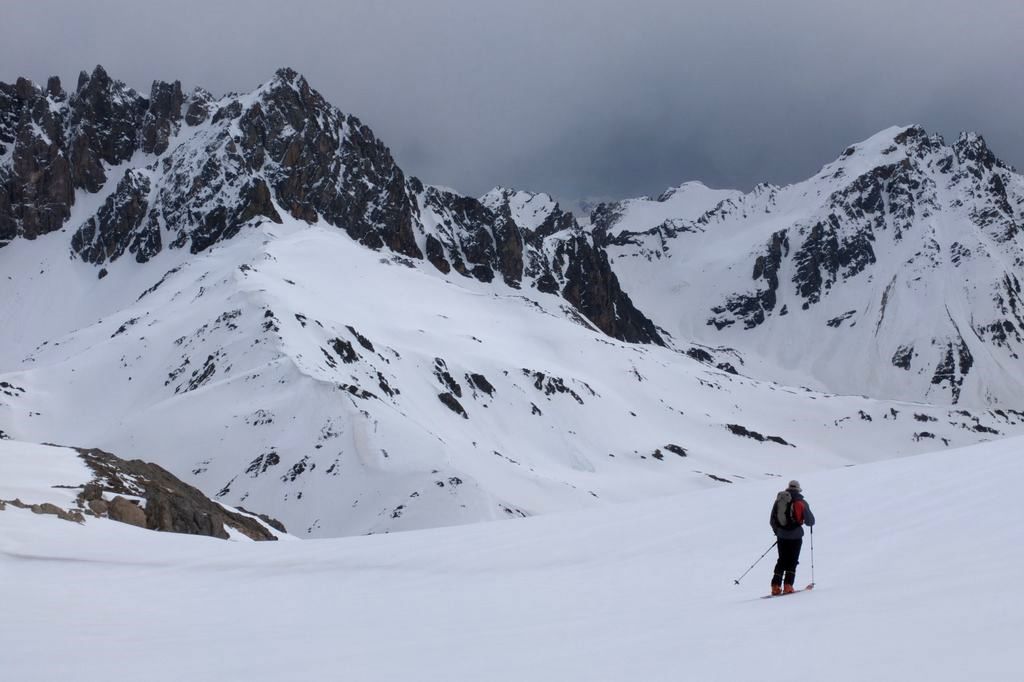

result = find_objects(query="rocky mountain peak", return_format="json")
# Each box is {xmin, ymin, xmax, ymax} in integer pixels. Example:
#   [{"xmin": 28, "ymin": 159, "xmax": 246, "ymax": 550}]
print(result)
[
  {"xmin": 602, "ymin": 123, "xmax": 1024, "ymax": 405},
  {"xmin": 953, "ymin": 131, "xmax": 1007, "ymax": 172},
  {"xmin": 1, "ymin": 66, "xmax": 663, "ymax": 348}
]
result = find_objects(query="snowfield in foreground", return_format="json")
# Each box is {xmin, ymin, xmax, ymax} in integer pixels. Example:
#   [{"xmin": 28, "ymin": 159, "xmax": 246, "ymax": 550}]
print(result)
[{"xmin": 2, "ymin": 436, "xmax": 1021, "ymax": 681}]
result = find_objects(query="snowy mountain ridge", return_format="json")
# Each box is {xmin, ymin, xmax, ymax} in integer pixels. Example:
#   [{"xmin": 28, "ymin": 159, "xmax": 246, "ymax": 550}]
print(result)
[
  {"xmin": 601, "ymin": 124, "xmax": 1024, "ymax": 406},
  {"xmin": 1, "ymin": 65, "xmax": 659, "ymax": 345},
  {"xmin": 3, "ymin": 67, "xmax": 1024, "ymax": 537}
]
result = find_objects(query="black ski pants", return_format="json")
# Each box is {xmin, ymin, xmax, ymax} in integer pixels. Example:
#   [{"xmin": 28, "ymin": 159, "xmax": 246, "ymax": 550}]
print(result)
[{"xmin": 772, "ymin": 537, "xmax": 803, "ymax": 586}]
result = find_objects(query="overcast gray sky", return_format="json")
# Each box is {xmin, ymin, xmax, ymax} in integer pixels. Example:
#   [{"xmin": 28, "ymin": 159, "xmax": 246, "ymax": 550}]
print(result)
[{"xmin": 3, "ymin": 0, "xmax": 1022, "ymax": 201}]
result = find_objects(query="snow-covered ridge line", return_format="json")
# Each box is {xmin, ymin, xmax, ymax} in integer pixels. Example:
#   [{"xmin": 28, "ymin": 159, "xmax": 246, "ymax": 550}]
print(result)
[{"xmin": 602, "ymin": 123, "xmax": 1024, "ymax": 406}]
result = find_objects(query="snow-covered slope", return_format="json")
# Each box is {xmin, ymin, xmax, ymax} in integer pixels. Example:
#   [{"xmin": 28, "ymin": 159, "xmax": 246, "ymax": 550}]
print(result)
[
  {"xmin": 3, "ymin": 435, "xmax": 1021, "ymax": 681},
  {"xmin": 5, "ymin": 215, "xmax": 1020, "ymax": 537},
  {"xmin": 602, "ymin": 125, "xmax": 1024, "ymax": 406}
]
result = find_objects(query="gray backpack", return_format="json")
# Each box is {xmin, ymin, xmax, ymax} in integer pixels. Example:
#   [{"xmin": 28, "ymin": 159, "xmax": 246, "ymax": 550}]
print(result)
[{"xmin": 774, "ymin": 490, "xmax": 796, "ymax": 529}]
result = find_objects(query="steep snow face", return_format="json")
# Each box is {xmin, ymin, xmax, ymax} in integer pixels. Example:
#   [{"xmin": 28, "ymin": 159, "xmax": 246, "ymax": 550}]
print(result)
[
  {"xmin": 3, "ymin": 436, "xmax": 1023, "ymax": 681},
  {"xmin": 604, "ymin": 125, "xmax": 1024, "ymax": 406},
  {"xmin": 2, "ymin": 218, "xmax": 1021, "ymax": 537}
]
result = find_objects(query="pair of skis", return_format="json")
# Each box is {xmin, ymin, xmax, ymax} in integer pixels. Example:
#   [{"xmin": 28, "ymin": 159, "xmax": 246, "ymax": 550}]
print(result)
[{"xmin": 761, "ymin": 583, "xmax": 815, "ymax": 599}]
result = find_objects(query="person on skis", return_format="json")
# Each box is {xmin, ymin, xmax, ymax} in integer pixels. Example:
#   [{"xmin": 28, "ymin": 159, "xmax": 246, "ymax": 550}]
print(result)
[{"xmin": 770, "ymin": 479, "xmax": 815, "ymax": 595}]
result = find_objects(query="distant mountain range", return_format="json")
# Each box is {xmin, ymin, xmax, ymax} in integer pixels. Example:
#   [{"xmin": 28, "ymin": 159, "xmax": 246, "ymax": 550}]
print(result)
[{"xmin": 3, "ymin": 67, "xmax": 1023, "ymax": 536}]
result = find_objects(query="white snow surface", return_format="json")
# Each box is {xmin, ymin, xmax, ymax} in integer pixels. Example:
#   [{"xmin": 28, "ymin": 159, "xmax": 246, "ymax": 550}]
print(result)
[
  {"xmin": 2, "ymin": 435, "xmax": 1021, "ymax": 681},
  {"xmin": 0, "ymin": 441, "xmax": 92, "ymax": 507}
]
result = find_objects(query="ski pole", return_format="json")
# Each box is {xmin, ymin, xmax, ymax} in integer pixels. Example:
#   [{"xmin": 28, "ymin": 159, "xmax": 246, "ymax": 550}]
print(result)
[
  {"xmin": 809, "ymin": 526, "xmax": 815, "ymax": 587},
  {"xmin": 733, "ymin": 540, "xmax": 777, "ymax": 585}
]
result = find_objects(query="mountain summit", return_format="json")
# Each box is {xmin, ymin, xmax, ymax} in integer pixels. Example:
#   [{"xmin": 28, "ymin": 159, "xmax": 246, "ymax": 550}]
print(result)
[
  {"xmin": 0, "ymin": 66, "xmax": 658, "ymax": 345},
  {"xmin": 602, "ymin": 124, "xmax": 1024, "ymax": 405}
]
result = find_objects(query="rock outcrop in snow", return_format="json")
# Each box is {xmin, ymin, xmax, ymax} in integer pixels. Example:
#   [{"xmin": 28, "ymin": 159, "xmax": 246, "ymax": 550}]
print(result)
[{"xmin": 0, "ymin": 441, "xmax": 285, "ymax": 540}]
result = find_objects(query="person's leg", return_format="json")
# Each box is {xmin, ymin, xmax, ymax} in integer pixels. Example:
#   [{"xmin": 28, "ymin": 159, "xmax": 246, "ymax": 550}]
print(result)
[
  {"xmin": 782, "ymin": 538, "xmax": 803, "ymax": 588},
  {"xmin": 771, "ymin": 541, "xmax": 785, "ymax": 593}
]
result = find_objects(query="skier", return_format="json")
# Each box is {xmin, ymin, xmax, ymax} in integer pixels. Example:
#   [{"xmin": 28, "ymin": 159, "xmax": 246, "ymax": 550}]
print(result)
[{"xmin": 769, "ymin": 479, "xmax": 815, "ymax": 595}]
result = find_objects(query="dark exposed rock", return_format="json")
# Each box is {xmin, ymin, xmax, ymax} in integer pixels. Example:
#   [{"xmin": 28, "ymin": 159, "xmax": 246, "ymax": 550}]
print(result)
[
  {"xmin": 238, "ymin": 506, "xmax": 287, "ymax": 533},
  {"xmin": 466, "ymin": 372, "xmax": 494, "ymax": 396},
  {"xmin": 892, "ymin": 345, "xmax": 914, "ymax": 370},
  {"xmin": 107, "ymin": 496, "xmax": 146, "ymax": 527},
  {"xmin": 827, "ymin": 310, "xmax": 857, "ymax": 328},
  {"xmin": 559, "ymin": 235, "xmax": 663, "ymax": 345},
  {"xmin": 930, "ymin": 337, "xmax": 974, "ymax": 403},
  {"xmin": 245, "ymin": 451, "xmax": 281, "ymax": 476},
  {"xmin": 346, "ymin": 326, "xmax": 375, "ymax": 352},
  {"xmin": 0, "ymin": 77, "xmax": 73, "ymax": 242},
  {"xmin": 725, "ymin": 424, "xmax": 791, "ymax": 446},
  {"xmin": 790, "ymin": 213, "xmax": 878, "ymax": 310},
  {"xmin": 953, "ymin": 132, "xmax": 1003, "ymax": 176},
  {"xmin": 438, "ymin": 391, "xmax": 468, "ymax": 418},
  {"xmin": 525, "ymin": 369, "xmax": 587, "ymax": 404},
  {"xmin": 27, "ymin": 501, "xmax": 84, "ymax": 523},
  {"xmin": 686, "ymin": 347, "xmax": 713, "ymax": 363},
  {"xmin": 69, "ymin": 65, "xmax": 147, "ymax": 192},
  {"xmin": 420, "ymin": 188, "xmax": 510, "ymax": 284},
  {"xmin": 709, "ymin": 230, "xmax": 788, "ymax": 329},
  {"xmin": 433, "ymin": 358, "xmax": 462, "ymax": 397},
  {"xmin": 425, "ymin": 233, "xmax": 451, "ymax": 273},
  {"xmin": 140, "ymin": 80, "xmax": 184, "ymax": 155},
  {"xmin": 184, "ymin": 87, "xmax": 213, "ymax": 126},
  {"xmin": 254, "ymin": 69, "xmax": 422, "ymax": 258},
  {"xmin": 71, "ymin": 169, "xmax": 156, "ymax": 263},
  {"xmin": 330, "ymin": 338, "xmax": 358, "ymax": 363},
  {"xmin": 590, "ymin": 202, "xmax": 624, "ymax": 234},
  {"xmin": 76, "ymin": 447, "xmax": 281, "ymax": 540}
]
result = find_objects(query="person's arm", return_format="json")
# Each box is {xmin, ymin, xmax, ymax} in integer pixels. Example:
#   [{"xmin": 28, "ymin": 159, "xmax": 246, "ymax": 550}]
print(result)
[
  {"xmin": 803, "ymin": 501, "xmax": 815, "ymax": 527},
  {"xmin": 769, "ymin": 503, "xmax": 779, "ymax": 533}
]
